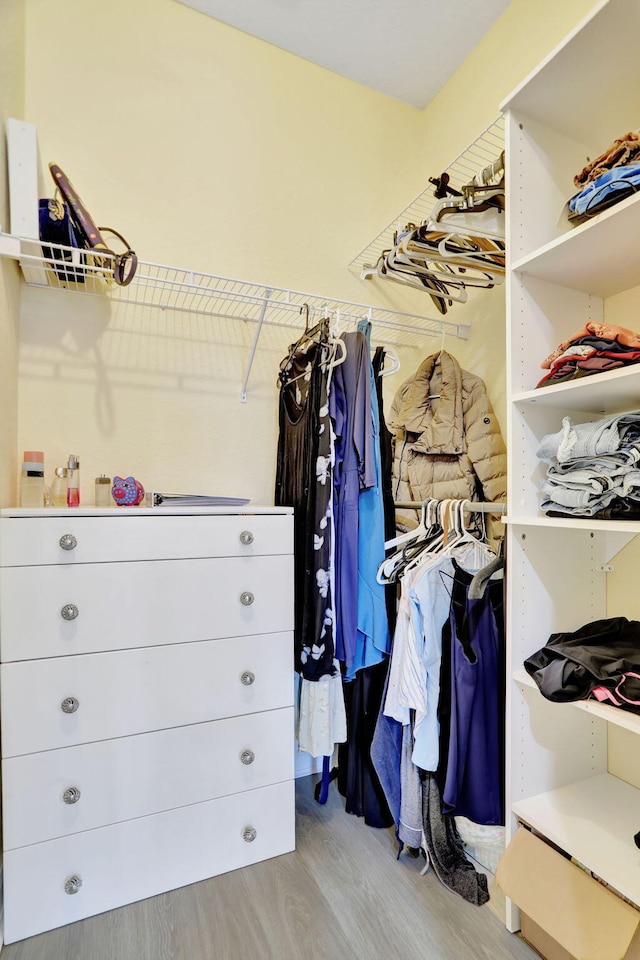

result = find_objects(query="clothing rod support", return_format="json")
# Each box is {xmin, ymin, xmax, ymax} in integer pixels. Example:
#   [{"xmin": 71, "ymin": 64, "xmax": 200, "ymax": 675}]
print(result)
[
  {"xmin": 394, "ymin": 500, "xmax": 506, "ymax": 515},
  {"xmin": 240, "ymin": 288, "xmax": 272, "ymax": 403}
]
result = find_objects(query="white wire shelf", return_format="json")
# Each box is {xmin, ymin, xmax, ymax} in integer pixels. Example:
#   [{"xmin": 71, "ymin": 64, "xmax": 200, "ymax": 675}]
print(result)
[
  {"xmin": 348, "ymin": 115, "xmax": 505, "ymax": 278},
  {"xmin": 0, "ymin": 232, "xmax": 471, "ymax": 401}
]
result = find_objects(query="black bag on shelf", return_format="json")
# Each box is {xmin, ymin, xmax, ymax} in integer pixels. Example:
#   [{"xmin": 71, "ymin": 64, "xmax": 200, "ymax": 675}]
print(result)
[{"xmin": 38, "ymin": 196, "xmax": 85, "ymax": 283}]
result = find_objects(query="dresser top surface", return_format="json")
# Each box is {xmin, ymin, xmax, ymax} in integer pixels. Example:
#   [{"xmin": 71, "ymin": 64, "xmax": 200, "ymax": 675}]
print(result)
[{"xmin": 0, "ymin": 506, "xmax": 293, "ymax": 518}]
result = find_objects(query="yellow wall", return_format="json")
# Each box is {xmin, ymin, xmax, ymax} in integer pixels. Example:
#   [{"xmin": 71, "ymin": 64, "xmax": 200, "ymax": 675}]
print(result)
[
  {"xmin": 0, "ymin": 0, "xmax": 25, "ymax": 507},
  {"xmin": 16, "ymin": 0, "xmax": 599, "ymax": 505},
  {"xmin": 404, "ymin": 0, "xmax": 600, "ymax": 438}
]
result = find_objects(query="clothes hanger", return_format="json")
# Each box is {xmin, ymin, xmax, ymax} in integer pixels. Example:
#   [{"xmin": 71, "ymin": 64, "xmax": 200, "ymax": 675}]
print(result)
[
  {"xmin": 374, "ymin": 250, "xmax": 457, "ymax": 314},
  {"xmin": 399, "ymin": 229, "xmax": 505, "ymax": 278},
  {"xmin": 280, "ymin": 334, "xmax": 346, "ymax": 392},
  {"xmin": 400, "ymin": 499, "xmax": 452, "ymax": 575},
  {"xmin": 377, "ymin": 499, "xmax": 440, "ymax": 583},
  {"xmin": 384, "ymin": 497, "xmax": 433, "ymax": 551},
  {"xmin": 468, "ymin": 537, "xmax": 504, "ymax": 600},
  {"xmin": 428, "ymin": 171, "xmax": 463, "ymax": 200},
  {"xmin": 278, "ymin": 304, "xmax": 326, "ymax": 382},
  {"xmin": 379, "ymin": 346, "xmax": 400, "ymax": 377},
  {"xmin": 381, "ymin": 248, "xmax": 469, "ymax": 305}
]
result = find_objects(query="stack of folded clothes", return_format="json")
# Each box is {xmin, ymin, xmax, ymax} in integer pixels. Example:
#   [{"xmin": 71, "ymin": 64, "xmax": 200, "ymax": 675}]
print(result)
[
  {"xmin": 537, "ymin": 409, "xmax": 640, "ymax": 518},
  {"xmin": 536, "ymin": 321, "xmax": 640, "ymax": 388},
  {"xmin": 568, "ymin": 129, "xmax": 640, "ymax": 223}
]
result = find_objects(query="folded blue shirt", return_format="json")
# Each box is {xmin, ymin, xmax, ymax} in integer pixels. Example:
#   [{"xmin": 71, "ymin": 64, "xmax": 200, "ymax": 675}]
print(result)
[{"xmin": 569, "ymin": 163, "xmax": 640, "ymax": 216}]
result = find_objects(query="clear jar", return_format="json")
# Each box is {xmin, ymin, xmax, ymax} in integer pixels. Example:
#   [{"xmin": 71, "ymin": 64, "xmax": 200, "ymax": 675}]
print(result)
[
  {"xmin": 95, "ymin": 475, "xmax": 112, "ymax": 507},
  {"xmin": 50, "ymin": 467, "xmax": 68, "ymax": 507}
]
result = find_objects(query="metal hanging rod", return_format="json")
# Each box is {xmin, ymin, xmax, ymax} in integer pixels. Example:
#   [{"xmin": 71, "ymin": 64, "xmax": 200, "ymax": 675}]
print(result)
[{"xmin": 394, "ymin": 500, "xmax": 506, "ymax": 515}]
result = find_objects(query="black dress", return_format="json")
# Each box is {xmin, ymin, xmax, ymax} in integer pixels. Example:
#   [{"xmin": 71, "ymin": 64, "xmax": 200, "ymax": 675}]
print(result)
[{"xmin": 275, "ymin": 322, "xmax": 336, "ymax": 680}]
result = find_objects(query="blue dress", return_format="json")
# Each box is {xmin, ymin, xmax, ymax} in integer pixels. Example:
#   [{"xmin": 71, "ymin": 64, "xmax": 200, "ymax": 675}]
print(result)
[
  {"xmin": 329, "ymin": 330, "xmax": 374, "ymax": 672},
  {"xmin": 349, "ymin": 320, "xmax": 391, "ymax": 678}
]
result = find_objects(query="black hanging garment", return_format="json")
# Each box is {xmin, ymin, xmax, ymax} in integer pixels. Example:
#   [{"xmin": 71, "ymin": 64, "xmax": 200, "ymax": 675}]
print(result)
[
  {"xmin": 337, "ymin": 659, "xmax": 393, "ymax": 827},
  {"xmin": 275, "ymin": 322, "xmax": 336, "ymax": 680}
]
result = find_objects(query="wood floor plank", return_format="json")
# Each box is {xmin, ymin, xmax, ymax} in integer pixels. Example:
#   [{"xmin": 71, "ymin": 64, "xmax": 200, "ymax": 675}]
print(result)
[
  {"xmin": 295, "ymin": 778, "xmax": 535, "ymax": 960},
  {"xmin": 1, "ymin": 777, "xmax": 536, "ymax": 960}
]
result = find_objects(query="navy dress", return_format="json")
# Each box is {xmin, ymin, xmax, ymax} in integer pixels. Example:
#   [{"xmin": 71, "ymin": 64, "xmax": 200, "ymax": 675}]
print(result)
[{"xmin": 437, "ymin": 561, "xmax": 505, "ymax": 825}]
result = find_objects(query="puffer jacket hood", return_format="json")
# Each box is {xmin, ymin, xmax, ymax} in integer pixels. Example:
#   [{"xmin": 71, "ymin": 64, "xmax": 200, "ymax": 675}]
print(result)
[{"xmin": 389, "ymin": 351, "xmax": 506, "ymax": 531}]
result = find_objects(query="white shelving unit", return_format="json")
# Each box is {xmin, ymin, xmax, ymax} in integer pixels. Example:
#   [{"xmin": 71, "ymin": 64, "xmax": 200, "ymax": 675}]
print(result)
[
  {"xmin": 514, "ymin": 670, "xmax": 640, "ymax": 737},
  {"xmin": 513, "ymin": 774, "xmax": 640, "ymax": 908},
  {"xmin": 502, "ymin": 0, "xmax": 640, "ymax": 936}
]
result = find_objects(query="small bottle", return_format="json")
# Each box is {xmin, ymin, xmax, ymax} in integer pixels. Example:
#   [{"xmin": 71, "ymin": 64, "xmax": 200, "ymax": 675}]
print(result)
[
  {"xmin": 20, "ymin": 451, "xmax": 45, "ymax": 508},
  {"xmin": 50, "ymin": 467, "xmax": 68, "ymax": 507},
  {"xmin": 95, "ymin": 475, "xmax": 112, "ymax": 508},
  {"xmin": 67, "ymin": 455, "xmax": 80, "ymax": 508}
]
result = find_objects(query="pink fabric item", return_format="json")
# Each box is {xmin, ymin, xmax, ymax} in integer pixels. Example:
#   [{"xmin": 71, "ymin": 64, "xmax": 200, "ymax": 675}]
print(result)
[
  {"xmin": 591, "ymin": 673, "xmax": 640, "ymax": 707},
  {"xmin": 542, "ymin": 321, "xmax": 640, "ymax": 369}
]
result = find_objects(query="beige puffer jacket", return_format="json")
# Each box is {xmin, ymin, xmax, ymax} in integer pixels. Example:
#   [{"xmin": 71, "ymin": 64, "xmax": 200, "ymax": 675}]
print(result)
[{"xmin": 389, "ymin": 351, "xmax": 506, "ymax": 531}]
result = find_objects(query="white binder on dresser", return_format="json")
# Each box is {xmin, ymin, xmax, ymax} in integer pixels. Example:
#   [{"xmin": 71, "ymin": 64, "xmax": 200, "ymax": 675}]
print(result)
[{"xmin": 0, "ymin": 506, "xmax": 295, "ymax": 945}]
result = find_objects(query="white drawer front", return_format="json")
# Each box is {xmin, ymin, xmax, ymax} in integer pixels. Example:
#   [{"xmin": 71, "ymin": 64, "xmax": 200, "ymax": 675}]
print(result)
[
  {"xmin": 1, "ymin": 633, "xmax": 294, "ymax": 756},
  {"xmin": 3, "ymin": 778, "xmax": 295, "ymax": 944},
  {"xmin": 3, "ymin": 707, "xmax": 294, "ymax": 849},
  {"xmin": 0, "ymin": 554, "xmax": 294, "ymax": 661},
  {"xmin": 0, "ymin": 513, "xmax": 293, "ymax": 567}
]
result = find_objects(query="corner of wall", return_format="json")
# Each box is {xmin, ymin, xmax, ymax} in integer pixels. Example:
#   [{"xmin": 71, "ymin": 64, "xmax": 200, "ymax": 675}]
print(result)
[{"xmin": 0, "ymin": 0, "xmax": 26, "ymax": 508}]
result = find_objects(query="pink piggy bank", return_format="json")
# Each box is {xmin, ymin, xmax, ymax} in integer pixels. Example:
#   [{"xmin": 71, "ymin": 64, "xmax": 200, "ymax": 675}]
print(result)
[{"xmin": 112, "ymin": 475, "xmax": 145, "ymax": 506}]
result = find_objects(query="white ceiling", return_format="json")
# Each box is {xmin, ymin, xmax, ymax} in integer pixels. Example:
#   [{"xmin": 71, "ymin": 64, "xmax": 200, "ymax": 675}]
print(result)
[{"xmin": 176, "ymin": 0, "xmax": 511, "ymax": 109}]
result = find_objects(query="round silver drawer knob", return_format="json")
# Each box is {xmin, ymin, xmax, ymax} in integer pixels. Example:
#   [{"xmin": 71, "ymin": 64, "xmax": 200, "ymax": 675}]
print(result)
[
  {"xmin": 64, "ymin": 875, "xmax": 83, "ymax": 895},
  {"xmin": 59, "ymin": 534, "xmax": 78, "ymax": 551},
  {"xmin": 240, "ymin": 671, "xmax": 255, "ymax": 686},
  {"xmin": 239, "ymin": 530, "xmax": 254, "ymax": 546},
  {"xmin": 239, "ymin": 591, "xmax": 254, "ymax": 606},
  {"xmin": 61, "ymin": 603, "xmax": 79, "ymax": 621},
  {"xmin": 242, "ymin": 826, "xmax": 257, "ymax": 843},
  {"xmin": 62, "ymin": 786, "xmax": 81, "ymax": 805},
  {"xmin": 240, "ymin": 749, "xmax": 255, "ymax": 766},
  {"xmin": 61, "ymin": 697, "xmax": 80, "ymax": 714}
]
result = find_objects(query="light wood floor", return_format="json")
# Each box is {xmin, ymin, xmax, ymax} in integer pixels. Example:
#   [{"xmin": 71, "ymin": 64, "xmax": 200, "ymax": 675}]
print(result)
[{"xmin": 2, "ymin": 777, "xmax": 536, "ymax": 960}]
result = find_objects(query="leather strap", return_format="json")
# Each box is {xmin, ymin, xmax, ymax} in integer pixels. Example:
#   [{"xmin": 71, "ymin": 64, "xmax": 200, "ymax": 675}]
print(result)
[{"xmin": 98, "ymin": 227, "xmax": 138, "ymax": 286}]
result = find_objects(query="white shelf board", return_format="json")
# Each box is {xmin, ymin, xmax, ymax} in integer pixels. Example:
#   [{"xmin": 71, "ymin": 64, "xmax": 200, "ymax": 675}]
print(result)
[
  {"xmin": 501, "ymin": 0, "xmax": 640, "ymax": 145},
  {"xmin": 504, "ymin": 515, "xmax": 640, "ymax": 534},
  {"xmin": 514, "ymin": 669, "xmax": 640, "ymax": 736},
  {"xmin": 512, "ymin": 772, "xmax": 640, "ymax": 907},
  {"xmin": 513, "ymin": 365, "xmax": 640, "ymax": 414},
  {"xmin": 511, "ymin": 190, "xmax": 640, "ymax": 299}
]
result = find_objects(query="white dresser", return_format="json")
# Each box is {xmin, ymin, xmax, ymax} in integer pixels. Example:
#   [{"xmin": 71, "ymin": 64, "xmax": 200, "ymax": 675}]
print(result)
[{"xmin": 0, "ymin": 506, "xmax": 295, "ymax": 944}]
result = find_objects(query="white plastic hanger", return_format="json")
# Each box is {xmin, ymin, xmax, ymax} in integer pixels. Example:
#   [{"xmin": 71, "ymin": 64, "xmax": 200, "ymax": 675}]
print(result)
[{"xmin": 380, "ymin": 346, "xmax": 400, "ymax": 377}]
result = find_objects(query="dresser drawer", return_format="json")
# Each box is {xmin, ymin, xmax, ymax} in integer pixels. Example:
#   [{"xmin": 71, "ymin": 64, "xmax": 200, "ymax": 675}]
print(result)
[
  {"xmin": 0, "ymin": 513, "xmax": 293, "ymax": 567},
  {"xmin": 3, "ymin": 778, "xmax": 295, "ymax": 944},
  {"xmin": 0, "ymin": 554, "xmax": 294, "ymax": 661},
  {"xmin": 1, "ymin": 632, "xmax": 294, "ymax": 756},
  {"xmin": 3, "ymin": 707, "xmax": 294, "ymax": 849}
]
